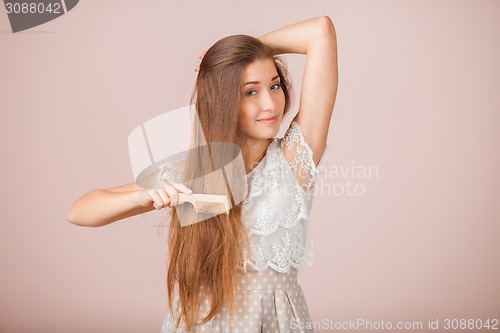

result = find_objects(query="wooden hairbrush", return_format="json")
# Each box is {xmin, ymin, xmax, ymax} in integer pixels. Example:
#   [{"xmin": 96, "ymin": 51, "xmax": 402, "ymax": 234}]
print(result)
[{"xmin": 177, "ymin": 192, "xmax": 231, "ymax": 215}]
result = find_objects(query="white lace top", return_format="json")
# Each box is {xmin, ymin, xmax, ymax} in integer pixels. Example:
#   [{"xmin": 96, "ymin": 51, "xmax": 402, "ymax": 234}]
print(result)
[
  {"xmin": 240, "ymin": 120, "xmax": 329, "ymax": 273},
  {"xmin": 155, "ymin": 121, "xmax": 328, "ymax": 274}
]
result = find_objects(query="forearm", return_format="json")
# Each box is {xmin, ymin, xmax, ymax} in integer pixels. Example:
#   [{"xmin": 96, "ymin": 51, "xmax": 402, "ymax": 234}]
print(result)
[
  {"xmin": 258, "ymin": 16, "xmax": 335, "ymax": 55},
  {"xmin": 67, "ymin": 189, "xmax": 153, "ymax": 227}
]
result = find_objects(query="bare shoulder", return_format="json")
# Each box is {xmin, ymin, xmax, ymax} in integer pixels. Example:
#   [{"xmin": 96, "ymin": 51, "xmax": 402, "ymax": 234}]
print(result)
[{"xmin": 106, "ymin": 181, "xmax": 143, "ymax": 193}]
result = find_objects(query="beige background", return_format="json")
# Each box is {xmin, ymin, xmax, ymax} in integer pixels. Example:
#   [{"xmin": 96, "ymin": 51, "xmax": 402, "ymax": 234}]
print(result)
[{"xmin": 1, "ymin": 1, "xmax": 499, "ymax": 332}]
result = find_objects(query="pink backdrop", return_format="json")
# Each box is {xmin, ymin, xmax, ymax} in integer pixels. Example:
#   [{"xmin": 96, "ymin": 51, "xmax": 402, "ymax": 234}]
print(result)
[{"xmin": 1, "ymin": 1, "xmax": 499, "ymax": 332}]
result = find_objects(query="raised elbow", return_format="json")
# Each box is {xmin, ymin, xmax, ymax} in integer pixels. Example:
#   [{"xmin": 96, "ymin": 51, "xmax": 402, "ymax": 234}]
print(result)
[{"xmin": 317, "ymin": 16, "xmax": 336, "ymax": 38}]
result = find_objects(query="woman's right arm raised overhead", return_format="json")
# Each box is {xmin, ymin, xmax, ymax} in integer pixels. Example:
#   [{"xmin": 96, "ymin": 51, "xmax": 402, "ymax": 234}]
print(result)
[{"xmin": 67, "ymin": 180, "xmax": 192, "ymax": 227}]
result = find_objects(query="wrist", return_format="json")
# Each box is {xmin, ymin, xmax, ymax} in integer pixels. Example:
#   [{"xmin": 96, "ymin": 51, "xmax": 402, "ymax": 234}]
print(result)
[
  {"xmin": 130, "ymin": 188, "xmax": 148, "ymax": 208},
  {"xmin": 257, "ymin": 35, "xmax": 283, "ymax": 56}
]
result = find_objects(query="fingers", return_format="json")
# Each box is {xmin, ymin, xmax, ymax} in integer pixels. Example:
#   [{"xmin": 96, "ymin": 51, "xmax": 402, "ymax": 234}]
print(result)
[
  {"xmin": 172, "ymin": 183, "xmax": 193, "ymax": 196},
  {"xmin": 161, "ymin": 179, "xmax": 178, "ymax": 207},
  {"xmin": 195, "ymin": 51, "xmax": 207, "ymax": 72},
  {"xmin": 160, "ymin": 179, "xmax": 193, "ymax": 208},
  {"xmin": 147, "ymin": 190, "xmax": 171, "ymax": 210}
]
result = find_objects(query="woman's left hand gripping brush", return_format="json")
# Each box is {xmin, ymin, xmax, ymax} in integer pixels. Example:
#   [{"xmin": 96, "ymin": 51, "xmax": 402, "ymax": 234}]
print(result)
[{"xmin": 136, "ymin": 178, "xmax": 193, "ymax": 211}]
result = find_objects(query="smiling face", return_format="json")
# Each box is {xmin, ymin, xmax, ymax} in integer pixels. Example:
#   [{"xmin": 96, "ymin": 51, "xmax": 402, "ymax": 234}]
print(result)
[{"xmin": 238, "ymin": 58, "xmax": 286, "ymax": 143}]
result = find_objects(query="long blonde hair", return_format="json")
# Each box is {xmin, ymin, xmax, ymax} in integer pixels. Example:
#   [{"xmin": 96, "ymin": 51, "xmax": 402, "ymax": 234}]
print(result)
[{"xmin": 166, "ymin": 35, "xmax": 292, "ymax": 331}]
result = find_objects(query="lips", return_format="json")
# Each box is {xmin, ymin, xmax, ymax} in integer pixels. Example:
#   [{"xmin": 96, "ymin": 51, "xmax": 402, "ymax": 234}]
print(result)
[
  {"xmin": 257, "ymin": 116, "xmax": 278, "ymax": 124},
  {"xmin": 257, "ymin": 116, "xmax": 278, "ymax": 121}
]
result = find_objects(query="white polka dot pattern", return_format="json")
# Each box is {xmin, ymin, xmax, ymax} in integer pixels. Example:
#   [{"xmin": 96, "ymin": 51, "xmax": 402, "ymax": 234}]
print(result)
[{"xmin": 160, "ymin": 268, "xmax": 313, "ymax": 332}]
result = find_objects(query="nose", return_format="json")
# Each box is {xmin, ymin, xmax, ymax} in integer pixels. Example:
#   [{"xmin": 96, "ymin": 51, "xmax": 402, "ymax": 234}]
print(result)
[{"xmin": 260, "ymin": 90, "xmax": 277, "ymax": 112}]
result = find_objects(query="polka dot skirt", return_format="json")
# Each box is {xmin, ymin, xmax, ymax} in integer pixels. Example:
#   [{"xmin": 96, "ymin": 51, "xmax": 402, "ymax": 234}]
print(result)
[{"xmin": 160, "ymin": 268, "xmax": 313, "ymax": 332}]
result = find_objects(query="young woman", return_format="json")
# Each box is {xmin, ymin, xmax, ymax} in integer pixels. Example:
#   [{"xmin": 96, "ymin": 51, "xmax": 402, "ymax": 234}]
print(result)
[{"xmin": 68, "ymin": 16, "xmax": 338, "ymax": 332}]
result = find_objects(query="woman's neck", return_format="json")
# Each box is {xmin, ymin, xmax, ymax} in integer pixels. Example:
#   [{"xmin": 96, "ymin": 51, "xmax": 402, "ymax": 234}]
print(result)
[{"xmin": 242, "ymin": 137, "xmax": 274, "ymax": 173}]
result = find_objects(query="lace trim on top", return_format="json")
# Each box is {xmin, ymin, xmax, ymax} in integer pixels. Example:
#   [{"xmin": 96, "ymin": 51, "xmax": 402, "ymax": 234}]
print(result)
[
  {"xmin": 241, "ymin": 120, "xmax": 329, "ymax": 273},
  {"xmin": 281, "ymin": 121, "xmax": 329, "ymax": 192},
  {"xmin": 242, "ymin": 139, "xmax": 308, "ymax": 236},
  {"xmin": 241, "ymin": 232, "xmax": 315, "ymax": 273}
]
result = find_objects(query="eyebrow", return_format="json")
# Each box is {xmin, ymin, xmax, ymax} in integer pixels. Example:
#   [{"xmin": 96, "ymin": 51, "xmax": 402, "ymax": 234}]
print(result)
[{"xmin": 243, "ymin": 75, "xmax": 280, "ymax": 86}]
